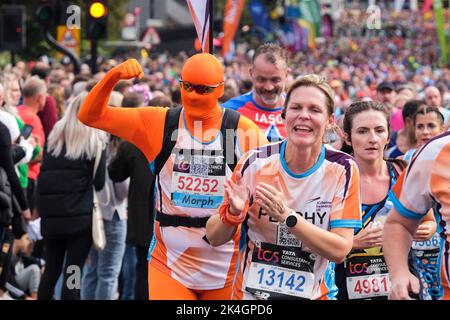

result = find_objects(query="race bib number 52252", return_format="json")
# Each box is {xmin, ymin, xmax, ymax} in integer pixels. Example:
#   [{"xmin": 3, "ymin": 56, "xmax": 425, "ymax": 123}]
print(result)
[{"xmin": 171, "ymin": 150, "xmax": 225, "ymax": 209}]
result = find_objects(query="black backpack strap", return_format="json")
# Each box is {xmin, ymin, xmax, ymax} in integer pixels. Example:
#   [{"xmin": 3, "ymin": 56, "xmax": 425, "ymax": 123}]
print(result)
[
  {"xmin": 153, "ymin": 106, "xmax": 182, "ymax": 176},
  {"xmin": 155, "ymin": 210, "xmax": 209, "ymax": 228},
  {"xmin": 220, "ymin": 108, "xmax": 241, "ymax": 172}
]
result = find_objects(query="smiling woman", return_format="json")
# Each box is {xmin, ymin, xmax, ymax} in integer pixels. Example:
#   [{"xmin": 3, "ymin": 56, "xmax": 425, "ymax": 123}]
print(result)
[
  {"xmin": 206, "ymin": 75, "xmax": 362, "ymax": 300},
  {"xmin": 281, "ymin": 75, "xmax": 335, "ymax": 173}
]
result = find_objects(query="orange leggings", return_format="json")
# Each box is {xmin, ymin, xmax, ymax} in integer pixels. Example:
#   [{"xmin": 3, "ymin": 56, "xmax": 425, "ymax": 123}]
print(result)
[{"xmin": 148, "ymin": 263, "xmax": 232, "ymax": 300}]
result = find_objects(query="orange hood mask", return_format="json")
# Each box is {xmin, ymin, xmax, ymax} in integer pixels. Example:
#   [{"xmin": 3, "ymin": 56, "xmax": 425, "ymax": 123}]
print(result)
[{"xmin": 180, "ymin": 53, "xmax": 224, "ymax": 125}]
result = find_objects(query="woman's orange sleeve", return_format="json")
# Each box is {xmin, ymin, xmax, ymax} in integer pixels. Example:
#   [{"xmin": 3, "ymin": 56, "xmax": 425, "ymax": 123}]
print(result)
[{"xmin": 78, "ymin": 71, "xmax": 167, "ymax": 162}]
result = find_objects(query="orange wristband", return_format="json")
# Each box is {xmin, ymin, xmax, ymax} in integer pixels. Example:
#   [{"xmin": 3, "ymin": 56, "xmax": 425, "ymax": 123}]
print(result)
[{"xmin": 219, "ymin": 201, "xmax": 249, "ymax": 226}]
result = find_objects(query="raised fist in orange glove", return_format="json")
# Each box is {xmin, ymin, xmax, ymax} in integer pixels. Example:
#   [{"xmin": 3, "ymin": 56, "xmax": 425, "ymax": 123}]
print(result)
[{"xmin": 111, "ymin": 59, "xmax": 144, "ymax": 81}]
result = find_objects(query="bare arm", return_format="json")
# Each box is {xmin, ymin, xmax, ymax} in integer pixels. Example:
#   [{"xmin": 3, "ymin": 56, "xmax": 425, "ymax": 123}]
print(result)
[
  {"xmin": 288, "ymin": 220, "xmax": 354, "ymax": 263},
  {"xmin": 206, "ymin": 214, "xmax": 238, "ymax": 247},
  {"xmin": 206, "ymin": 171, "xmax": 249, "ymax": 246},
  {"xmin": 383, "ymin": 208, "xmax": 421, "ymax": 300},
  {"xmin": 414, "ymin": 209, "xmax": 437, "ymax": 241},
  {"xmin": 255, "ymin": 179, "xmax": 355, "ymax": 263}
]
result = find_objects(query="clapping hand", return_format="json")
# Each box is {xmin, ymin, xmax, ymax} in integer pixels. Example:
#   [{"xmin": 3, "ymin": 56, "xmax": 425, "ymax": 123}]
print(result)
[
  {"xmin": 225, "ymin": 171, "xmax": 250, "ymax": 216},
  {"xmin": 255, "ymin": 177, "xmax": 289, "ymax": 223}
]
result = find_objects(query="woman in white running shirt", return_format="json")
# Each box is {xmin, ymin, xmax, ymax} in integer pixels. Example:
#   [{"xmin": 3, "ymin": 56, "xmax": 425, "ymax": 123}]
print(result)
[
  {"xmin": 403, "ymin": 105, "xmax": 445, "ymax": 300},
  {"xmin": 206, "ymin": 75, "xmax": 362, "ymax": 300}
]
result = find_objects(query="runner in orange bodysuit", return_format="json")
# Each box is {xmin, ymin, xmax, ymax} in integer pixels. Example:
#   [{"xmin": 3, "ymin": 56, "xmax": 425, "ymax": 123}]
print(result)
[{"xmin": 78, "ymin": 54, "xmax": 268, "ymax": 300}]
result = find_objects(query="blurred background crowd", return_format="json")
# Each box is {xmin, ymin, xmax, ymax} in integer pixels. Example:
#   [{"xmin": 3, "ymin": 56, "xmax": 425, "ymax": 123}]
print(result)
[{"xmin": 0, "ymin": 0, "xmax": 448, "ymax": 300}]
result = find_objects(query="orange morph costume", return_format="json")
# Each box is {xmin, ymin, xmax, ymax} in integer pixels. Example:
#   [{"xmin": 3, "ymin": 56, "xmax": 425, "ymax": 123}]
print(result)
[{"xmin": 78, "ymin": 54, "xmax": 268, "ymax": 300}]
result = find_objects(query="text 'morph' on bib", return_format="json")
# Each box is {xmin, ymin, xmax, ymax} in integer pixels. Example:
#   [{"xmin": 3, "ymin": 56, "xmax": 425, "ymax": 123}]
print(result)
[{"xmin": 171, "ymin": 148, "xmax": 226, "ymax": 209}]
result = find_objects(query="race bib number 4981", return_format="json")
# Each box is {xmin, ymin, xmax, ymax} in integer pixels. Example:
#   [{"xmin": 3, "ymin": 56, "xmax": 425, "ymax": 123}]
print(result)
[{"xmin": 347, "ymin": 273, "xmax": 390, "ymax": 300}]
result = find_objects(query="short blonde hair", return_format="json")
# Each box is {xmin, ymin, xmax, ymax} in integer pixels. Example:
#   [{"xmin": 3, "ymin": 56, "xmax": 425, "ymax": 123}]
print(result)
[{"xmin": 283, "ymin": 74, "xmax": 335, "ymax": 117}]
